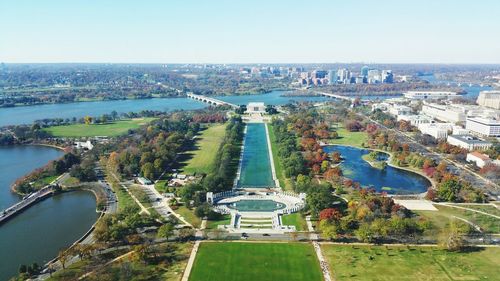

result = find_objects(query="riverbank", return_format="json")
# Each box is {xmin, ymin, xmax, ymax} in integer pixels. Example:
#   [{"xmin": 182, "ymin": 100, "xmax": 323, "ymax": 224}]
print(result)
[{"xmin": 324, "ymin": 144, "xmax": 435, "ymax": 193}]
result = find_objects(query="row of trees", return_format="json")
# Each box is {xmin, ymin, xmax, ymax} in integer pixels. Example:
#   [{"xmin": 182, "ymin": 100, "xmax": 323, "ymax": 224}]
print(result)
[{"xmin": 178, "ymin": 117, "xmax": 244, "ymax": 211}]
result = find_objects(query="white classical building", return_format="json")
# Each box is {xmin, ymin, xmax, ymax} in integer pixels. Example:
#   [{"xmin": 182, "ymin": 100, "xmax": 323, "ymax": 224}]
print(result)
[
  {"xmin": 477, "ymin": 91, "xmax": 500, "ymax": 110},
  {"xmin": 465, "ymin": 117, "xmax": 500, "ymax": 137},
  {"xmin": 447, "ymin": 135, "xmax": 492, "ymax": 150},
  {"xmin": 421, "ymin": 102, "xmax": 467, "ymax": 123},
  {"xmin": 74, "ymin": 140, "xmax": 94, "ymax": 150},
  {"xmin": 404, "ymin": 91, "xmax": 460, "ymax": 100},
  {"xmin": 397, "ymin": 114, "xmax": 433, "ymax": 126},
  {"xmin": 247, "ymin": 102, "xmax": 266, "ymax": 113}
]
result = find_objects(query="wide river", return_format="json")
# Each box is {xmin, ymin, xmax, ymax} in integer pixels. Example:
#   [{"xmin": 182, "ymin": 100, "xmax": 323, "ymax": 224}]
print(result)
[
  {"xmin": 0, "ymin": 91, "xmax": 335, "ymax": 126},
  {"xmin": 323, "ymin": 145, "xmax": 431, "ymax": 194},
  {"xmin": 0, "ymin": 146, "xmax": 98, "ymax": 280}
]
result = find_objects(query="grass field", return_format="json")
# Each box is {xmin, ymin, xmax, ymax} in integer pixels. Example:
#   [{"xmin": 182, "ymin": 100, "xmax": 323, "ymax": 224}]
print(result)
[
  {"xmin": 189, "ymin": 242, "xmax": 322, "ymax": 281},
  {"xmin": 322, "ymin": 244, "xmax": 500, "ymax": 281},
  {"xmin": 180, "ymin": 124, "xmax": 226, "ymax": 175},
  {"xmin": 417, "ymin": 205, "xmax": 500, "ymax": 234},
  {"xmin": 176, "ymin": 206, "xmax": 202, "ymax": 228},
  {"xmin": 32, "ymin": 174, "xmax": 59, "ymax": 189},
  {"xmin": 281, "ymin": 213, "xmax": 308, "ymax": 231},
  {"xmin": 455, "ymin": 204, "xmax": 500, "ymax": 217},
  {"xmin": 328, "ymin": 124, "xmax": 368, "ymax": 147},
  {"xmin": 43, "ymin": 118, "xmax": 156, "ymax": 137},
  {"xmin": 206, "ymin": 214, "xmax": 231, "ymax": 229}
]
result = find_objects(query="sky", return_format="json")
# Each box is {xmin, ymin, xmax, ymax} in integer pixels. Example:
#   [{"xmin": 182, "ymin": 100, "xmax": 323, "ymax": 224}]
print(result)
[{"xmin": 1, "ymin": 0, "xmax": 500, "ymax": 64}]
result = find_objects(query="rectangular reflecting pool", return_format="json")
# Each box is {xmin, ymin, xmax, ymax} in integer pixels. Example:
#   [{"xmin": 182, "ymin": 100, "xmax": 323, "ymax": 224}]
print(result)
[
  {"xmin": 226, "ymin": 200, "xmax": 285, "ymax": 212},
  {"xmin": 237, "ymin": 123, "xmax": 275, "ymax": 188}
]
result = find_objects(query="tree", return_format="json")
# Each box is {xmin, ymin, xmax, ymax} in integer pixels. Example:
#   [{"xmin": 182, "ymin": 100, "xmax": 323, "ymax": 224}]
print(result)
[
  {"xmin": 306, "ymin": 184, "xmax": 335, "ymax": 216},
  {"xmin": 439, "ymin": 219, "xmax": 470, "ymax": 251},
  {"xmin": 319, "ymin": 208, "xmax": 343, "ymax": 222},
  {"xmin": 178, "ymin": 228, "xmax": 195, "ymax": 241},
  {"xmin": 319, "ymin": 220, "xmax": 340, "ymax": 240},
  {"xmin": 141, "ymin": 162, "xmax": 155, "ymax": 180},
  {"xmin": 57, "ymin": 249, "xmax": 70, "ymax": 269},
  {"xmin": 157, "ymin": 223, "xmax": 175, "ymax": 240},
  {"xmin": 84, "ymin": 115, "xmax": 93, "ymax": 125}
]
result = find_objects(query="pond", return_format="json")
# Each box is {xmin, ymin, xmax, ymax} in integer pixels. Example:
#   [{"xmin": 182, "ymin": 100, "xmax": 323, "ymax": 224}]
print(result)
[
  {"xmin": 323, "ymin": 145, "xmax": 431, "ymax": 194},
  {"xmin": 226, "ymin": 200, "xmax": 285, "ymax": 212}
]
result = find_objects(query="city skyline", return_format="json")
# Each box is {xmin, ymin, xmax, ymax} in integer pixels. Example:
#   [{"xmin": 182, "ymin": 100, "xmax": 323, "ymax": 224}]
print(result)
[{"xmin": 1, "ymin": 0, "xmax": 500, "ymax": 64}]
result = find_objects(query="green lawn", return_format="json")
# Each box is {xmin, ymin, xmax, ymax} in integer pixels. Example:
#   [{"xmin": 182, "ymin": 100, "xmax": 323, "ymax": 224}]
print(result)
[
  {"xmin": 189, "ymin": 242, "xmax": 322, "ymax": 281},
  {"xmin": 206, "ymin": 214, "xmax": 231, "ymax": 229},
  {"xmin": 43, "ymin": 118, "xmax": 156, "ymax": 137},
  {"xmin": 154, "ymin": 180, "xmax": 169, "ymax": 193},
  {"xmin": 322, "ymin": 244, "xmax": 500, "ymax": 281},
  {"xmin": 328, "ymin": 124, "xmax": 368, "ymax": 148},
  {"xmin": 417, "ymin": 205, "xmax": 500, "ymax": 234},
  {"xmin": 181, "ymin": 124, "xmax": 227, "ymax": 175},
  {"xmin": 32, "ymin": 174, "xmax": 59, "ymax": 189},
  {"xmin": 176, "ymin": 206, "xmax": 202, "ymax": 228},
  {"xmin": 268, "ymin": 124, "xmax": 293, "ymax": 190},
  {"xmin": 455, "ymin": 204, "xmax": 500, "ymax": 217},
  {"xmin": 281, "ymin": 213, "xmax": 308, "ymax": 231}
]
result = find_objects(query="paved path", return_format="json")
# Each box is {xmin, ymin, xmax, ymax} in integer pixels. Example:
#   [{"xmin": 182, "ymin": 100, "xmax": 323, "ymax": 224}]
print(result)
[
  {"xmin": 436, "ymin": 203, "xmax": 500, "ymax": 219},
  {"xmin": 306, "ymin": 216, "xmax": 333, "ymax": 281},
  {"xmin": 140, "ymin": 183, "xmax": 193, "ymax": 227},
  {"xmin": 109, "ymin": 171, "xmax": 150, "ymax": 215},
  {"xmin": 181, "ymin": 241, "xmax": 200, "ymax": 281}
]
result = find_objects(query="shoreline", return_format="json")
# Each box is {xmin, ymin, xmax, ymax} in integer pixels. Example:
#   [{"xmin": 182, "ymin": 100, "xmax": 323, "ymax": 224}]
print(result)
[{"xmin": 323, "ymin": 143, "xmax": 435, "ymax": 192}]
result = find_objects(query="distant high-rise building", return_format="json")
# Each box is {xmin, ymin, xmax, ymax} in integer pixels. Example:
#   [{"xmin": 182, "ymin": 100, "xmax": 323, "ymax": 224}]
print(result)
[
  {"xmin": 312, "ymin": 70, "xmax": 328, "ymax": 79},
  {"xmin": 382, "ymin": 70, "xmax": 394, "ymax": 83},
  {"xmin": 367, "ymin": 69, "xmax": 380, "ymax": 83},
  {"xmin": 337, "ymin": 68, "xmax": 351, "ymax": 84},
  {"xmin": 361, "ymin": 66, "xmax": 369, "ymax": 77},
  {"xmin": 328, "ymin": 70, "xmax": 337, "ymax": 84}
]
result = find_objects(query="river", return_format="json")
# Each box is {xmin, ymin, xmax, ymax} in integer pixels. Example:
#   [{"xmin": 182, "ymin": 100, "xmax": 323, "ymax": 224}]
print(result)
[
  {"xmin": 418, "ymin": 74, "xmax": 492, "ymax": 99},
  {"xmin": 0, "ymin": 146, "xmax": 98, "ymax": 280},
  {"xmin": 323, "ymin": 145, "xmax": 431, "ymax": 194},
  {"xmin": 0, "ymin": 90, "xmax": 358, "ymax": 127}
]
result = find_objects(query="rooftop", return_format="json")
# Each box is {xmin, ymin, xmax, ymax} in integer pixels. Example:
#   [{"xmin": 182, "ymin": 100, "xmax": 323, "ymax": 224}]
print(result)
[{"xmin": 448, "ymin": 134, "xmax": 492, "ymax": 145}]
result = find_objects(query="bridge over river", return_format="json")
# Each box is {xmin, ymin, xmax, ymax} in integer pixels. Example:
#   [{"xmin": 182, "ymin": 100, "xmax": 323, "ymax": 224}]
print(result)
[
  {"xmin": 0, "ymin": 186, "xmax": 55, "ymax": 225},
  {"xmin": 186, "ymin": 93, "xmax": 239, "ymax": 108}
]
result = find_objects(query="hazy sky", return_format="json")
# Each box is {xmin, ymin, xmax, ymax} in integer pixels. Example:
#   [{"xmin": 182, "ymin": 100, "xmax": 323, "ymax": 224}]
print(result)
[{"xmin": 1, "ymin": 0, "xmax": 499, "ymax": 63}]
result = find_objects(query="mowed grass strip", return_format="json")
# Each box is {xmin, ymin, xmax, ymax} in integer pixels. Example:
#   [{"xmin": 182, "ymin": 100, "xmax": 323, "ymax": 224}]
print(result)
[
  {"xmin": 328, "ymin": 123, "xmax": 368, "ymax": 148},
  {"xmin": 189, "ymin": 242, "xmax": 322, "ymax": 281},
  {"xmin": 43, "ymin": 118, "xmax": 156, "ymax": 137},
  {"xmin": 181, "ymin": 123, "xmax": 226, "ymax": 175},
  {"xmin": 322, "ymin": 244, "xmax": 500, "ymax": 281}
]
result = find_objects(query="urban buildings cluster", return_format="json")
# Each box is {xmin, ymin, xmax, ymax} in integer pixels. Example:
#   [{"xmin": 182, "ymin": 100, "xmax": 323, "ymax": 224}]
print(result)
[
  {"xmin": 296, "ymin": 66, "xmax": 395, "ymax": 86},
  {"xmin": 372, "ymin": 90, "xmax": 500, "ymax": 168}
]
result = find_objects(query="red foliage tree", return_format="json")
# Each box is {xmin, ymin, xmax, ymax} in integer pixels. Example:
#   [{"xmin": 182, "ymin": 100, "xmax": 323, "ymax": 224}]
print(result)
[{"xmin": 319, "ymin": 208, "xmax": 343, "ymax": 222}]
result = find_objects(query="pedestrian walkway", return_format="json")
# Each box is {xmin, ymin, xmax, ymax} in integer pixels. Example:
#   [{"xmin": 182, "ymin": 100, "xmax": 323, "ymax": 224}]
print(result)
[
  {"xmin": 181, "ymin": 241, "xmax": 200, "ymax": 281},
  {"xmin": 306, "ymin": 216, "xmax": 333, "ymax": 281}
]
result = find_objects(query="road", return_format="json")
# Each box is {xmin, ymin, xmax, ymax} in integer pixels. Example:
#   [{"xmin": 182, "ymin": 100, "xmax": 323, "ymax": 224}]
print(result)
[{"xmin": 363, "ymin": 113, "xmax": 499, "ymax": 197}]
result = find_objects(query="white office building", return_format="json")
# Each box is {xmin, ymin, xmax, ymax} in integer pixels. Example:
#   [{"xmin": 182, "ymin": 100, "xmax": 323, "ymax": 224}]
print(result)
[
  {"xmin": 466, "ymin": 151, "xmax": 492, "ymax": 168},
  {"xmin": 447, "ymin": 135, "xmax": 492, "ymax": 150},
  {"xmin": 477, "ymin": 91, "xmax": 500, "ymax": 110},
  {"xmin": 465, "ymin": 117, "xmax": 500, "ymax": 137},
  {"xmin": 388, "ymin": 105, "xmax": 412, "ymax": 117},
  {"xmin": 418, "ymin": 123, "xmax": 453, "ymax": 140},
  {"xmin": 421, "ymin": 102, "xmax": 466, "ymax": 123},
  {"xmin": 404, "ymin": 91, "xmax": 460, "ymax": 100}
]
